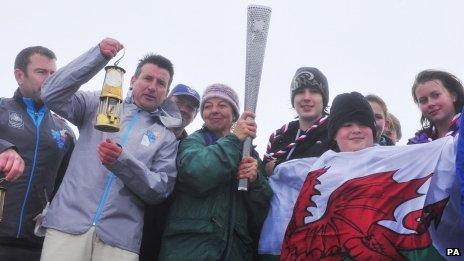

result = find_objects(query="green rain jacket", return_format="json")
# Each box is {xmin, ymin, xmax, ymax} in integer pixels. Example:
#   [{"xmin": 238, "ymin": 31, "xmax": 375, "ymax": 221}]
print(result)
[{"xmin": 159, "ymin": 127, "xmax": 273, "ymax": 261}]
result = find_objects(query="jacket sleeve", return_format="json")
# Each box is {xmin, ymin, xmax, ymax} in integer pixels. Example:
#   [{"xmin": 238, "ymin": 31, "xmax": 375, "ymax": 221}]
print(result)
[
  {"xmin": 51, "ymin": 125, "xmax": 76, "ymax": 200},
  {"xmin": 41, "ymin": 45, "xmax": 109, "ymax": 127},
  {"xmin": 105, "ymin": 131, "xmax": 179, "ymax": 205},
  {"xmin": 176, "ymin": 133, "xmax": 242, "ymax": 196},
  {"xmin": 263, "ymin": 132, "xmax": 275, "ymax": 164},
  {"xmin": 245, "ymin": 152, "xmax": 273, "ymax": 234},
  {"xmin": 0, "ymin": 139, "xmax": 15, "ymax": 153}
]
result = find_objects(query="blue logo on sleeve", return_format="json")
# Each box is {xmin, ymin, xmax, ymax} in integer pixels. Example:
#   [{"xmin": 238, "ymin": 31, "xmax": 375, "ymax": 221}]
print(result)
[{"xmin": 51, "ymin": 129, "xmax": 67, "ymax": 149}]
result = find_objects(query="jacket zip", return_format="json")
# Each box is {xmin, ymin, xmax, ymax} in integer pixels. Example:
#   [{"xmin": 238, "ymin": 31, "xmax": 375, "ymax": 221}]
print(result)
[
  {"xmin": 221, "ymin": 182, "xmax": 237, "ymax": 260},
  {"xmin": 92, "ymin": 111, "xmax": 140, "ymax": 225},
  {"xmin": 17, "ymin": 110, "xmax": 43, "ymax": 237},
  {"xmin": 211, "ymin": 217, "xmax": 223, "ymax": 228}
]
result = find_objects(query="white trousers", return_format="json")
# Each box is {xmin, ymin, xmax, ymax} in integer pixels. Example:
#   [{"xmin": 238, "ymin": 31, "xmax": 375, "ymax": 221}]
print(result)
[{"xmin": 40, "ymin": 227, "xmax": 138, "ymax": 261}]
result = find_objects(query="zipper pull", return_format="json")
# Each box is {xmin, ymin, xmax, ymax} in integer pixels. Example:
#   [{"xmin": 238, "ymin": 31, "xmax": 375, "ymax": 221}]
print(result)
[{"xmin": 211, "ymin": 217, "xmax": 223, "ymax": 228}]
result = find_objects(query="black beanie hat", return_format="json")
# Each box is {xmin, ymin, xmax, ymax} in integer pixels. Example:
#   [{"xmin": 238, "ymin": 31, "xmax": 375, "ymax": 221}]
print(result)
[
  {"xmin": 328, "ymin": 92, "xmax": 377, "ymax": 143},
  {"xmin": 290, "ymin": 67, "xmax": 329, "ymax": 107}
]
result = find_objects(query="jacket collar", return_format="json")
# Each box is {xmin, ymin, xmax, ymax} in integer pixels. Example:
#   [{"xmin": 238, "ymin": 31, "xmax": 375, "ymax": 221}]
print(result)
[
  {"xmin": 14, "ymin": 88, "xmax": 47, "ymax": 112},
  {"xmin": 124, "ymin": 92, "xmax": 182, "ymax": 128}
]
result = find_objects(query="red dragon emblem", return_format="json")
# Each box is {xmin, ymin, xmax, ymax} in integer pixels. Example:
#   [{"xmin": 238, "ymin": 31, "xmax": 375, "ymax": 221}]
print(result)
[{"xmin": 281, "ymin": 168, "xmax": 449, "ymax": 261}]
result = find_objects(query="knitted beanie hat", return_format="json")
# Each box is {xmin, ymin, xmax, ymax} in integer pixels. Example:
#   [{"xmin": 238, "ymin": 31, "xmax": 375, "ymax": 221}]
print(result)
[
  {"xmin": 200, "ymin": 83, "xmax": 240, "ymax": 119},
  {"xmin": 328, "ymin": 91, "xmax": 377, "ymax": 142},
  {"xmin": 290, "ymin": 67, "xmax": 329, "ymax": 107}
]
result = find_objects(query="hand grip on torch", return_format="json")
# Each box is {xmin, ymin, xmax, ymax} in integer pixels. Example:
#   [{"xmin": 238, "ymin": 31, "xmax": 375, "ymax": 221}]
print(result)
[{"xmin": 238, "ymin": 129, "xmax": 253, "ymax": 191}]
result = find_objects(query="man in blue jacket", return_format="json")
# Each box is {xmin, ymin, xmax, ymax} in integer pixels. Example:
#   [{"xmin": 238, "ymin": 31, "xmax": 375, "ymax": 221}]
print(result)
[{"xmin": 0, "ymin": 46, "xmax": 75, "ymax": 261}]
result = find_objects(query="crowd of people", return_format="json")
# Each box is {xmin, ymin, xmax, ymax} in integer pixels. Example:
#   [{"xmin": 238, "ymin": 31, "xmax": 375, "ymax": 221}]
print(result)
[{"xmin": 0, "ymin": 37, "xmax": 462, "ymax": 261}]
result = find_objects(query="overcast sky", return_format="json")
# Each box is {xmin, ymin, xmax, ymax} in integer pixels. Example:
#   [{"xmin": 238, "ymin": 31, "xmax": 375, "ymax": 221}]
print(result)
[{"xmin": 2, "ymin": 0, "xmax": 464, "ymax": 155}]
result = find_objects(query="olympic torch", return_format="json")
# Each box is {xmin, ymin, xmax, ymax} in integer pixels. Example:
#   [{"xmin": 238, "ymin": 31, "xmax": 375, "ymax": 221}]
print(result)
[
  {"xmin": 95, "ymin": 51, "xmax": 126, "ymax": 132},
  {"xmin": 238, "ymin": 5, "xmax": 271, "ymax": 191}
]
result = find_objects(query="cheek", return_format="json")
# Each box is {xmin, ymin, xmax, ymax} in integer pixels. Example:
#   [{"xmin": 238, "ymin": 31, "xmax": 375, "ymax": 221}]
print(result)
[
  {"xmin": 419, "ymin": 104, "xmax": 430, "ymax": 114},
  {"xmin": 156, "ymin": 87, "xmax": 168, "ymax": 96},
  {"xmin": 377, "ymin": 118, "xmax": 385, "ymax": 127},
  {"xmin": 293, "ymin": 94, "xmax": 302, "ymax": 103},
  {"xmin": 363, "ymin": 129, "xmax": 374, "ymax": 143},
  {"xmin": 131, "ymin": 84, "xmax": 142, "ymax": 96},
  {"xmin": 35, "ymin": 76, "xmax": 46, "ymax": 86},
  {"xmin": 314, "ymin": 95, "xmax": 323, "ymax": 105},
  {"xmin": 202, "ymin": 110, "xmax": 211, "ymax": 120},
  {"xmin": 335, "ymin": 128, "xmax": 349, "ymax": 142},
  {"xmin": 441, "ymin": 96, "xmax": 456, "ymax": 110},
  {"xmin": 184, "ymin": 112, "xmax": 194, "ymax": 121}
]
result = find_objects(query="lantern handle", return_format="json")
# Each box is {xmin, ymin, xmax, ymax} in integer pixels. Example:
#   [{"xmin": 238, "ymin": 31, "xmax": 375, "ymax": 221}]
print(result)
[{"xmin": 114, "ymin": 47, "xmax": 125, "ymax": 67}]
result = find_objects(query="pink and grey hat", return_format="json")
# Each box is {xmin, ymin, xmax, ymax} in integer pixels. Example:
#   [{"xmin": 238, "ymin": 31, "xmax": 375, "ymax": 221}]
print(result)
[{"xmin": 200, "ymin": 83, "xmax": 240, "ymax": 119}]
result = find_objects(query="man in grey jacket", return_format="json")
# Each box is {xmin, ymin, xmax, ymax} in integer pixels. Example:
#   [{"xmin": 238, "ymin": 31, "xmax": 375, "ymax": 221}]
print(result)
[{"xmin": 39, "ymin": 38, "xmax": 180, "ymax": 261}]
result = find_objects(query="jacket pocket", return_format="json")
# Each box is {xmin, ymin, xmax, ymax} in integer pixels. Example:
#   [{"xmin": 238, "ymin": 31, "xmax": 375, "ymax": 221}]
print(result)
[{"xmin": 164, "ymin": 218, "xmax": 216, "ymax": 236}]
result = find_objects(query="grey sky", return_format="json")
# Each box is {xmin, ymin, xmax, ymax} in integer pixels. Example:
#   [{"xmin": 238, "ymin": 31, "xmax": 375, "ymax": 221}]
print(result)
[{"xmin": 2, "ymin": 0, "xmax": 463, "ymax": 155}]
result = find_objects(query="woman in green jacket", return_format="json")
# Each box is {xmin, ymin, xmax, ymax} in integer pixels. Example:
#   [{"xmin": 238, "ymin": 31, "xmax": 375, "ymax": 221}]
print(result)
[{"xmin": 159, "ymin": 83, "xmax": 273, "ymax": 261}]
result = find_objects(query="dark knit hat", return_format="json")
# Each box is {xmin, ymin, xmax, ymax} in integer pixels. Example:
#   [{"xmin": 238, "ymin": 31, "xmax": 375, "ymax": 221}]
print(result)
[
  {"xmin": 290, "ymin": 67, "xmax": 329, "ymax": 107},
  {"xmin": 328, "ymin": 92, "xmax": 377, "ymax": 142},
  {"xmin": 200, "ymin": 83, "xmax": 240, "ymax": 119}
]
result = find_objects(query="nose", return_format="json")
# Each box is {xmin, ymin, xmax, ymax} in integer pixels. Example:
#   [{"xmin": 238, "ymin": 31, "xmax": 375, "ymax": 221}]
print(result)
[
  {"xmin": 351, "ymin": 125, "xmax": 362, "ymax": 133},
  {"xmin": 178, "ymin": 104, "xmax": 190, "ymax": 115},
  {"xmin": 427, "ymin": 99, "xmax": 437, "ymax": 108},
  {"xmin": 147, "ymin": 83, "xmax": 157, "ymax": 91},
  {"xmin": 209, "ymin": 104, "xmax": 223, "ymax": 115},
  {"xmin": 210, "ymin": 104, "xmax": 219, "ymax": 112},
  {"xmin": 302, "ymin": 90, "xmax": 312, "ymax": 100}
]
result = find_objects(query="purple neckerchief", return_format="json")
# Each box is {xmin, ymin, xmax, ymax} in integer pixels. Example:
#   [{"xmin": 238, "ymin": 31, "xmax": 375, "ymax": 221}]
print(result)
[{"xmin": 408, "ymin": 113, "xmax": 461, "ymax": 144}]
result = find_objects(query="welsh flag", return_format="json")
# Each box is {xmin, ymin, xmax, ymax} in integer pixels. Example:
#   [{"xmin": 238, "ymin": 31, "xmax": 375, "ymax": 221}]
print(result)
[
  {"xmin": 259, "ymin": 157, "xmax": 319, "ymax": 256},
  {"xmin": 280, "ymin": 136, "xmax": 463, "ymax": 260}
]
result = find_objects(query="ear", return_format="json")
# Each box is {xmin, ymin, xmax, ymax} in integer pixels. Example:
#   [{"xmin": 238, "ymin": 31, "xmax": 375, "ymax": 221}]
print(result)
[
  {"xmin": 130, "ymin": 75, "xmax": 137, "ymax": 88},
  {"xmin": 14, "ymin": 69, "xmax": 25, "ymax": 85}
]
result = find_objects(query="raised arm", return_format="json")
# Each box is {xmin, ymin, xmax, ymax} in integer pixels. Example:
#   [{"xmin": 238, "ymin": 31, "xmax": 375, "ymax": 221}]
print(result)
[{"xmin": 41, "ymin": 38, "xmax": 123, "ymax": 126}]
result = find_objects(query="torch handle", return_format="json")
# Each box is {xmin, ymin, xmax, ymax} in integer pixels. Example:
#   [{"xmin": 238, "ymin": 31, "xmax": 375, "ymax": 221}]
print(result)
[{"xmin": 238, "ymin": 137, "xmax": 253, "ymax": 191}]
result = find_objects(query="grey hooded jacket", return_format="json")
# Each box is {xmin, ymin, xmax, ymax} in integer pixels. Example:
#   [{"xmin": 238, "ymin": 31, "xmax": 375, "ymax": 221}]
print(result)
[{"xmin": 40, "ymin": 46, "xmax": 179, "ymax": 253}]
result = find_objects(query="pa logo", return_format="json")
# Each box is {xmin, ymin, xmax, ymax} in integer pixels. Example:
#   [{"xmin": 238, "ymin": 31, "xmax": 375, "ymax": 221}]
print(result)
[{"xmin": 446, "ymin": 248, "xmax": 462, "ymax": 256}]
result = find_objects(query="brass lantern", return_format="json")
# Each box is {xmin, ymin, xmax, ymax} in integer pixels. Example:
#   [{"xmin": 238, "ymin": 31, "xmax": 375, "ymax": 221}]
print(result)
[{"xmin": 95, "ymin": 65, "xmax": 125, "ymax": 132}]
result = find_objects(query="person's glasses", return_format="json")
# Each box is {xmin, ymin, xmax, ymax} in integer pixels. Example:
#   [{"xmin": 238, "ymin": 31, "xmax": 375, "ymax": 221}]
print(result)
[{"xmin": 175, "ymin": 99, "xmax": 198, "ymax": 113}]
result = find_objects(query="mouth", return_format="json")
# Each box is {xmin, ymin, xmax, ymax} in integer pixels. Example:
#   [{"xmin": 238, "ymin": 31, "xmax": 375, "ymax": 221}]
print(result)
[
  {"xmin": 208, "ymin": 116, "xmax": 224, "ymax": 123},
  {"xmin": 143, "ymin": 94, "xmax": 156, "ymax": 101},
  {"xmin": 349, "ymin": 137, "xmax": 365, "ymax": 141},
  {"xmin": 300, "ymin": 104, "xmax": 314, "ymax": 110},
  {"xmin": 428, "ymin": 108, "xmax": 440, "ymax": 116}
]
